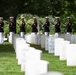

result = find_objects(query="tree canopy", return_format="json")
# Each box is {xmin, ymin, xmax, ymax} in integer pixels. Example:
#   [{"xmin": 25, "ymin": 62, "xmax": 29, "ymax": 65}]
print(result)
[{"xmin": 1, "ymin": 0, "xmax": 75, "ymax": 18}]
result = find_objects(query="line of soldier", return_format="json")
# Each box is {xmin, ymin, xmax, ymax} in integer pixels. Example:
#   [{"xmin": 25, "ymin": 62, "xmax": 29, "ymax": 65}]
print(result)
[
  {"xmin": 31, "ymin": 17, "xmax": 72, "ymax": 36},
  {"xmin": 0, "ymin": 16, "xmax": 72, "ymax": 38},
  {"xmin": 0, "ymin": 17, "xmax": 26, "ymax": 39}
]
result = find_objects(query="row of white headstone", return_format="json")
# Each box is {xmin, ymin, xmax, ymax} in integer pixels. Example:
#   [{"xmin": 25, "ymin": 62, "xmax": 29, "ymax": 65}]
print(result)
[
  {"xmin": 44, "ymin": 33, "xmax": 76, "ymax": 66},
  {"xmin": 55, "ymin": 38, "xmax": 76, "ymax": 66},
  {"xmin": 25, "ymin": 33, "xmax": 41, "ymax": 45},
  {"xmin": 12, "ymin": 34, "xmax": 50, "ymax": 75},
  {"xmin": 25, "ymin": 33, "xmax": 76, "ymax": 66},
  {"xmin": 10, "ymin": 33, "xmax": 64, "ymax": 75}
]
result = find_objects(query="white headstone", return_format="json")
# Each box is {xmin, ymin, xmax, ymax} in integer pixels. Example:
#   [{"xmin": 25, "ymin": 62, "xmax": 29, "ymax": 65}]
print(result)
[
  {"xmin": 25, "ymin": 60, "xmax": 49, "ymax": 75},
  {"xmin": 45, "ymin": 36, "xmax": 49, "ymax": 51},
  {"xmin": 25, "ymin": 49, "xmax": 42, "ymax": 61},
  {"xmin": 66, "ymin": 44, "xmax": 76, "ymax": 66},
  {"xmin": 59, "ymin": 34, "xmax": 65, "ymax": 39},
  {"xmin": 54, "ymin": 33, "xmax": 59, "ymax": 38},
  {"xmin": 21, "ymin": 48, "xmax": 42, "ymax": 71},
  {"xmin": 41, "ymin": 34, "xmax": 45, "ymax": 48},
  {"xmin": 55, "ymin": 38, "xmax": 64, "ymax": 56},
  {"xmin": 70, "ymin": 35, "xmax": 75, "ymax": 44},
  {"xmin": 48, "ymin": 35, "xmax": 55, "ymax": 53},
  {"xmin": 60, "ymin": 41, "xmax": 70, "ymax": 60},
  {"xmin": 73, "ymin": 35, "xmax": 76, "ymax": 44},
  {"xmin": 65, "ymin": 33, "xmax": 71, "ymax": 42},
  {"xmin": 25, "ymin": 34, "xmax": 32, "ymax": 43},
  {"xmin": 31, "ymin": 33, "xmax": 37, "ymax": 44},
  {"xmin": 37, "ymin": 34, "xmax": 41, "ymax": 45}
]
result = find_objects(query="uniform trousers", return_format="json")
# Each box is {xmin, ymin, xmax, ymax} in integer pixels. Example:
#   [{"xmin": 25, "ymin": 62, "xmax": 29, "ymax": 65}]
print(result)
[
  {"xmin": 20, "ymin": 32, "xmax": 25, "ymax": 38},
  {"xmin": 0, "ymin": 32, "xmax": 4, "ymax": 44},
  {"xmin": 45, "ymin": 32, "xmax": 49, "ymax": 36},
  {"xmin": 9, "ymin": 32, "xmax": 14, "ymax": 43}
]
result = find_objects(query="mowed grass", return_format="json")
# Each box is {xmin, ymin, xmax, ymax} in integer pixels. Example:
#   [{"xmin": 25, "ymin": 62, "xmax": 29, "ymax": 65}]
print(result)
[
  {"xmin": 30, "ymin": 44, "xmax": 76, "ymax": 75},
  {"xmin": 0, "ymin": 42, "xmax": 76, "ymax": 75},
  {"xmin": 0, "ymin": 42, "xmax": 24, "ymax": 75}
]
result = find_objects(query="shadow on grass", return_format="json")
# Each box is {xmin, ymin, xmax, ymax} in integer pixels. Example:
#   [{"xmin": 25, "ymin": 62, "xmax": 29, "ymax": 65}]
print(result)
[
  {"xmin": 30, "ymin": 44, "xmax": 48, "ymax": 53},
  {"xmin": 0, "ymin": 42, "xmax": 14, "ymax": 53}
]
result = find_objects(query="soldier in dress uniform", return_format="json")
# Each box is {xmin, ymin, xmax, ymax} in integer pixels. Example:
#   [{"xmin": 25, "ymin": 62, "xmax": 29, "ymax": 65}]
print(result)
[
  {"xmin": 20, "ymin": 17, "xmax": 25, "ymax": 38},
  {"xmin": 54, "ymin": 17, "xmax": 61, "ymax": 38},
  {"xmin": 43, "ymin": 17, "xmax": 50, "ymax": 36},
  {"xmin": 9, "ymin": 17, "xmax": 15, "ymax": 43},
  {"xmin": 31, "ymin": 17, "xmax": 38, "ymax": 34},
  {"xmin": 0, "ymin": 17, "xmax": 4, "ymax": 44},
  {"xmin": 66, "ymin": 17, "xmax": 72, "ymax": 34},
  {"xmin": 9, "ymin": 17, "xmax": 15, "ymax": 33},
  {"xmin": 55, "ymin": 17, "xmax": 61, "ymax": 33}
]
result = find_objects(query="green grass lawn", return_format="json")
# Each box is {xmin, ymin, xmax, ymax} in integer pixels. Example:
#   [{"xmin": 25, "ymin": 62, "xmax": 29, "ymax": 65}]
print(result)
[
  {"xmin": 0, "ymin": 42, "xmax": 76, "ymax": 75},
  {"xmin": 0, "ymin": 42, "xmax": 24, "ymax": 75}
]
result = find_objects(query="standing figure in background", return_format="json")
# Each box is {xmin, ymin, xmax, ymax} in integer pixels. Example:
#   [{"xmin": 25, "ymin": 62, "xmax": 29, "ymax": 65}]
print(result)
[
  {"xmin": 55, "ymin": 17, "xmax": 61, "ymax": 33},
  {"xmin": 20, "ymin": 17, "xmax": 25, "ymax": 38},
  {"xmin": 0, "ymin": 17, "xmax": 4, "ymax": 44},
  {"xmin": 43, "ymin": 17, "xmax": 50, "ymax": 36},
  {"xmin": 9, "ymin": 17, "xmax": 15, "ymax": 43},
  {"xmin": 9, "ymin": 17, "xmax": 15, "ymax": 33},
  {"xmin": 55, "ymin": 17, "xmax": 61, "ymax": 38},
  {"xmin": 31, "ymin": 17, "xmax": 38, "ymax": 34},
  {"xmin": 66, "ymin": 17, "xmax": 72, "ymax": 34}
]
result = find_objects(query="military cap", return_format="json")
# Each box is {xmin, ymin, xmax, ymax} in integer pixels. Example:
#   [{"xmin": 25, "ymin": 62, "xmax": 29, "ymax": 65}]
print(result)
[
  {"xmin": 21, "ymin": 17, "xmax": 24, "ymax": 19},
  {"xmin": 55, "ymin": 17, "xmax": 60, "ymax": 19},
  {"xmin": 45, "ymin": 17, "xmax": 49, "ymax": 19},
  {"xmin": 0, "ymin": 17, "xmax": 3, "ymax": 20},
  {"xmin": 67, "ymin": 17, "xmax": 70, "ymax": 19},
  {"xmin": 33, "ymin": 17, "xmax": 37, "ymax": 19},
  {"xmin": 10, "ymin": 16, "xmax": 14, "ymax": 19}
]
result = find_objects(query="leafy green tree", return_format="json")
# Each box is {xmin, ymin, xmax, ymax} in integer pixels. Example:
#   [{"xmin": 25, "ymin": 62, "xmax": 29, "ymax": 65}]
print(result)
[{"xmin": 1, "ymin": 0, "xmax": 76, "ymax": 33}]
